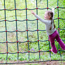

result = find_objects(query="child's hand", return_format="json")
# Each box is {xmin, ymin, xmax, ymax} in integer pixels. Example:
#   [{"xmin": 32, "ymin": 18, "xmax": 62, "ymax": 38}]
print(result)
[{"xmin": 31, "ymin": 10, "xmax": 35, "ymax": 15}]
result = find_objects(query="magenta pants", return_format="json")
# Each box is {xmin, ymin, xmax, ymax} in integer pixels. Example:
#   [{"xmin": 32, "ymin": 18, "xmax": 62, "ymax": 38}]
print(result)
[{"xmin": 49, "ymin": 30, "xmax": 65, "ymax": 53}]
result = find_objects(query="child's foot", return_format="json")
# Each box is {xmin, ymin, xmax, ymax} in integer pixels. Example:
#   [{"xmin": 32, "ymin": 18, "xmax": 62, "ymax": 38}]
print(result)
[{"xmin": 51, "ymin": 49, "xmax": 57, "ymax": 54}]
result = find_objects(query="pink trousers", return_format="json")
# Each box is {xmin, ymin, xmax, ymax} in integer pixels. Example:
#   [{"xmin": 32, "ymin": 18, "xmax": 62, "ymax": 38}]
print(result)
[{"xmin": 49, "ymin": 30, "xmax": 65, "ymax": 53}]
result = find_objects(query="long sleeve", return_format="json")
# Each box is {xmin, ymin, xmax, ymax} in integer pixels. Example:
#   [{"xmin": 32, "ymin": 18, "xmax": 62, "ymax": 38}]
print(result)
[
  {"xmin": 34, "ymin": 13, "xmax": 56, "ymax": 36},
  {"xmin": 52, "ymin": 8, "xmax": 54, "ymax": 19},
  {"xmin": 35, "ymin": 14, "xmax": 49, "ymax": 24}
]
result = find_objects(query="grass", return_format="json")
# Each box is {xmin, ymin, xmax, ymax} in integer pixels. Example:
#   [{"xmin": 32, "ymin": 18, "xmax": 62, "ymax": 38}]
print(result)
[
  {"xmin": 0, "ymin": 0, "xmax": 65, "ymax": 63},
  {"xmin": 0, "ymin": 52, "xmax": 65, "ymax": 62}
]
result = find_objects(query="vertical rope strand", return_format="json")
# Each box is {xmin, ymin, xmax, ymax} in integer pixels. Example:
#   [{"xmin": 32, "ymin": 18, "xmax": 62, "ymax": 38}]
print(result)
[
  {"xmin": 57, "ymin": 0, "xmax": 60, "ymax": 52},
  {"xmin": 4, "ymin": 0, "xmax": 8, "ymax": 63},
  {"xmin": 36, "ymin": 0, "xmax": 40, "ymax": 59},
  {"xmin": 57, "ymin": 0, "xmax": 62, "ymax": 62},
  {"xmin": 25, "ymin": 0, "xmax": 30, "ymax": 60},
  {"xmin": 14, "ymin": 0, "xmax": 19, "ymax": 61},
  {"xmin": 47, "ymin": 0, "xmax": 51, "ymax": 61}
]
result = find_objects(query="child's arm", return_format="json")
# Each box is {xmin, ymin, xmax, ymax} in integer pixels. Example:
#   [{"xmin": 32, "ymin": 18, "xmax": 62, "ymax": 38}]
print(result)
[
  {"xmin": 52, "ymin": 8, "xmax": 55, "ymax": 19},
  {"xmin": 31, "ymin": 10, "xmax": 49, "ymax": 24}
]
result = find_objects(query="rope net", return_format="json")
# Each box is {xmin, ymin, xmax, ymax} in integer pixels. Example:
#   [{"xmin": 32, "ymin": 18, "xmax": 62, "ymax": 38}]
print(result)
[{"xmin": 0, "ymin": 0, "xmax": 65, "ymax": 64}]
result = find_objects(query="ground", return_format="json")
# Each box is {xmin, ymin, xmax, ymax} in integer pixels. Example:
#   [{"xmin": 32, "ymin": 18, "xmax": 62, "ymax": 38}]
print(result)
[{"xmin": 0, "ymin": 61, "xmax": 65, "ymax": 65}]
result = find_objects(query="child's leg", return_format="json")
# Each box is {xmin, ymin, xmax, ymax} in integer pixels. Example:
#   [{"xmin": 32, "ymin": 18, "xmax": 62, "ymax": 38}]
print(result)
[
  {"xmin": 56, "ymin": 34, "xmax": 65, "ymax": 50},
  {"xmin": 49, "ymin": 37, "xmax": 57, "ymax": 53}
]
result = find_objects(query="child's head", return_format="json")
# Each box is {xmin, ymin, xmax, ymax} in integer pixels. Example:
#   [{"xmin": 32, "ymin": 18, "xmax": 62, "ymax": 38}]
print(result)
[
  {"xmin": 44, "ymin": 11, "xmax": 55, "ymax": 30},
  {"xmin": 44, "ymin": 11, "xmax": 53, "ymax": 20}
]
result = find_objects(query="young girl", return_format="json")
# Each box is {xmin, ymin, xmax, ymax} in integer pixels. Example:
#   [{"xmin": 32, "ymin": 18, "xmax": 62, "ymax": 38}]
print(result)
[{"xmin": 31, "ymin": 8, "xmax": 65, "ymax": 54}]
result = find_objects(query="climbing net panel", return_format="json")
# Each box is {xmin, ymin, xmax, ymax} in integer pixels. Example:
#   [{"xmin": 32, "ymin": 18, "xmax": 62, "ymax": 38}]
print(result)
[{"xmin": 0, "ymin": 0, "xmax": 65, "ymax": 64}]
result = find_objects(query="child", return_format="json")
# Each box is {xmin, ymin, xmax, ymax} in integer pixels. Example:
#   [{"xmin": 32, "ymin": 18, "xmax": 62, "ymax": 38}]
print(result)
[{"xmin": 31, "ymin": 8, "xmax": 65, "ymax": 54}]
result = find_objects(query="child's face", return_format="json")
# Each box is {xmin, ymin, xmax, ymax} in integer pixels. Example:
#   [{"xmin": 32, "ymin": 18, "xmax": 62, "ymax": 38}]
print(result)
[{"xmin": 44, "ymin": 11, "xmax": 51, "ymax": 20}]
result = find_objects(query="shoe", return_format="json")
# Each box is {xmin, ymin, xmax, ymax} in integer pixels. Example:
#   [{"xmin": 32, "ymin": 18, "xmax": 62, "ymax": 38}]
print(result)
[{"xmin": 51, "ymin": 49, "xmax": 57, "ymax": 54}]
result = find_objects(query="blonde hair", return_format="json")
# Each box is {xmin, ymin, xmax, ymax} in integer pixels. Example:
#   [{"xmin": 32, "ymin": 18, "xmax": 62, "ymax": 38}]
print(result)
[{"xmin": 47, "ymin": 11, "xmax": 55, "ymax": 30}]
